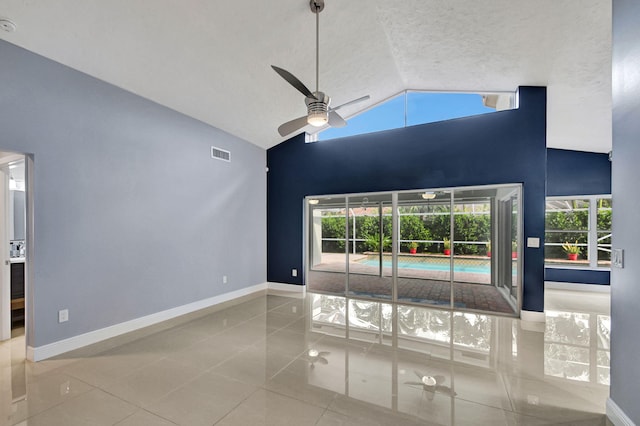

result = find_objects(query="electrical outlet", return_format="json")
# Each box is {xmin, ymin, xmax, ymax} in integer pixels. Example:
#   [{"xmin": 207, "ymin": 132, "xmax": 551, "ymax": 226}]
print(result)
[
  {"xmin": 223, "ymin": 275, "xmax": 228, "ymax": 284},
  {"xmin": 292, "ymin": 269, "xmax": 298, "ymax": 277},
  {"xmin": 58, "ymin": 309, "xmax": 69, "ymax": 323}
]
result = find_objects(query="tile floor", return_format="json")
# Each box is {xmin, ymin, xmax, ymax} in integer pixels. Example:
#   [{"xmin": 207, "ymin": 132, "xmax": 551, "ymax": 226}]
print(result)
[{"xmin": 0, "ymin": 288, "xmax": 611, "ymax": 425}]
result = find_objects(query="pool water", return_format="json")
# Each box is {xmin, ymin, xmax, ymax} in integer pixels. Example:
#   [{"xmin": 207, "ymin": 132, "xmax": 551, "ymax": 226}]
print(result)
[{"xmin": 358, "ymin": 258, "xmax": 490, "ymax": 274}]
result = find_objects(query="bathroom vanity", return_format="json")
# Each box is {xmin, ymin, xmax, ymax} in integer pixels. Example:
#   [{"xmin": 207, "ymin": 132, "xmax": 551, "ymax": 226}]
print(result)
[{"xmin": 10, "ymin": 258, "xmax": 25, "ymax": 326}]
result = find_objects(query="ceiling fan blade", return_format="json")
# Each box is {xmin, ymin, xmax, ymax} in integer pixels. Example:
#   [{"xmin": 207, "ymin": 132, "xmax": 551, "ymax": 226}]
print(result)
[
  {"xmin": 271, "ymin": 66, "xmax": 317, "ymax": 99},
  {"xmin": 328, "ymin": 110, "xmax": 346, "ymax": 128},
  {"xmin": 331, "ymin": 95, "xmax": 370, "ymax": 112},
  {"xmin": 278, "ymin": 115, "xmax": 309, "ymax": 137}
]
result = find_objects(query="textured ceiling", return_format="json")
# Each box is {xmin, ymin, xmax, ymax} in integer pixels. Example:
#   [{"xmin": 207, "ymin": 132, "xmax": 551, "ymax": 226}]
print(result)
[{"xmin": 0, "ymin": 0, "xmax": 612, "ymax": 152}]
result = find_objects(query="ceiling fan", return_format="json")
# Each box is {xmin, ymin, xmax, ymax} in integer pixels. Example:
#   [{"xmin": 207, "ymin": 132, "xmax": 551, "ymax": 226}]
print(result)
[{"xmin": 272, "ymin": 0, "xmax": 370, "ymax": 137}]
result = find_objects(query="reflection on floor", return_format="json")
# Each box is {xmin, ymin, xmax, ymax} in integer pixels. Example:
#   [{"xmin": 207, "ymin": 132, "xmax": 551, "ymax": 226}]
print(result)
[
  {"xmin": 0, "ymin": 288, "xmax": 610, "ymax": 425},
  {"xmin": 308, "ymin": 270, "xmax": 516, "ymax": 314}
]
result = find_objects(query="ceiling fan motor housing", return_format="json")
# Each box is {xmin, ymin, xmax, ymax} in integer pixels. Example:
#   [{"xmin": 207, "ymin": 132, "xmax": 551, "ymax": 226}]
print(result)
[{"xmin": 306, "ymin": 92, "xmax": 330, "ymax": 126}]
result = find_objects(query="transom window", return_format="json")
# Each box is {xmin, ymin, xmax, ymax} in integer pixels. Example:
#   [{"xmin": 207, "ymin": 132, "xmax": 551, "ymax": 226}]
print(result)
[{"xmin": 308, "ymin": 91, "xmax": 516, "ymax": 142}]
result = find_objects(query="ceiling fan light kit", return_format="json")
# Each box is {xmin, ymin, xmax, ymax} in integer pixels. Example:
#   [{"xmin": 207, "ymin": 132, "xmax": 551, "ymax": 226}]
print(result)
[
  {"xmin": 306, "ymin": 92, "xmax": 329, "ymax": 126},
  {"xmin": 271, "ymin": 0, "xmax": 369, "ymax": 137}
]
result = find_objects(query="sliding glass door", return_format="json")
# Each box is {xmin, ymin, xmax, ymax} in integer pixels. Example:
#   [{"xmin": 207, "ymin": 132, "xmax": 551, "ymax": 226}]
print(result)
[
  {"xmin": 396, "ymin": 190, "xmax": 451, "ymax": 307},
  {"xmin": 346, "ymin": 194, "xmax": 393, "ymax": 300},
  {"xmin": 495, "ymin": 188, "xmax": 520, "ymax": 306},
  {"xmin": 306, "ymin": 184, "xmax": 521, "ymax": 316},
  {"xmin": 307, "ymin": 196, "xmax": 347, "ymax": 295}
]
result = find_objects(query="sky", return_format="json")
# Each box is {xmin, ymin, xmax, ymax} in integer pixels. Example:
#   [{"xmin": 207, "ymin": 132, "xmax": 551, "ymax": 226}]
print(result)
[{"xmin": 318, "ymin": 92, "xmax": 497, "ymax": 141}]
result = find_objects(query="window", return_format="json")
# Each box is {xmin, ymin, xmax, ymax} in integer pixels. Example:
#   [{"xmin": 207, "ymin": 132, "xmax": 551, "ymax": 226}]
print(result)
[
  {"xmin": 311, "ymin": 91, "xmax": 515, "ymax": 142},
  {"xmin": 545, "ymin": 196, "xmax": 612, "ymax": 268}
]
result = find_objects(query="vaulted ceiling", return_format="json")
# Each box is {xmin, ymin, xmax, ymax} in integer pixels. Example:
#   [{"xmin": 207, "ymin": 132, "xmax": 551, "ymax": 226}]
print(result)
[{"xmin": 0, "ymin": 0, "xmax": 612, "ymax": 152}]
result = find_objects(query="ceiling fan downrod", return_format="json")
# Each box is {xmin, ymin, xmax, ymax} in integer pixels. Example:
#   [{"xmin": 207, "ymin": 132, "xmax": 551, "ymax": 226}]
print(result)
[{"xmin": 311, "ymin": 0, "xmax": 324, "ymax": 94}]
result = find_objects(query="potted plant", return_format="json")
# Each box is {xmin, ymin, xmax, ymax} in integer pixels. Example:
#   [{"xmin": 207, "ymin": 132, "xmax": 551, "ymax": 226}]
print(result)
[
  {"xmin": 443, "ymin": 238, "xmax": 451, "ymax": 256},
  {"xmin": 562, "ymin": 241, "xmax": 581, "ymax": 261},
  {"xmin": 486, "ymin": 241, "xmax": 491, "ymax": 258},
  {"xmin": 409, "ymin": 241, "xmax": 418, "ymax": 254},
  {"xmin": 365, "ymin": 234, "xmax": 392, "ymax": 253},
  {"xmin": 512, "ymin": 241, "xmax": 518, "ymax": 259}
]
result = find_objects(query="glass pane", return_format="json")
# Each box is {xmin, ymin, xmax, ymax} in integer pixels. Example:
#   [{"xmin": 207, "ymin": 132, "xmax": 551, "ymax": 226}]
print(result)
[
  {"xmin": 307, "ymin": 197, "xmax": 347, "ymax": 295},
  {"xmin": 318, "ymin": 94, "xmax": 405, "ymax": 141},
  {"xmin": 597, "ymin": 198, "xmax": 612, "ymax": 267},
  {"xmin": 452, "ymin": 191, "xmax": 492, "ymax": 285},
  {"xmin": 545, "ymin": 199, "xmax": 590, "ymax": 230},
  {"xmin": 347, "ymin": 194, "xmax": 393, "ymax": 300},
  {"xmin": 396, "ymin": 190, "xmax": 452, "ymax": 307},
  {"xmin": 597, "ymin": 232, "xmax": 611, "ymax": 266},
  {"xmin": 545, "ymin": 231, "xmax": 589, "ymax": 265},
  {"xmin": 452, "ymin": 186, "xmax": 518, "ymax": 315},
  {"xmin": 406, "ymin": 92, "xmax": 497, "ymax": 127},
  {"xmin": 510, "ymin": 192, "xmax": 520, "ymax": 299},
  {"xmin": 348, "ymin": 198, "xmax": 380, "ymax": 277}
]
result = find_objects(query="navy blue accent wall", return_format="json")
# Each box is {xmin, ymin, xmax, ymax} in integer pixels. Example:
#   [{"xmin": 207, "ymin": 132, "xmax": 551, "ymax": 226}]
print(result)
[
  {"xmin": 267, "ymin": 87, "xmax": 547, "ymax": 312},
  {"xmin": 545, "ymin": 269, "xmax": 610, "ymax": 285},
  {"xmin": 545, "ymin": 148, "xmax": 612, "ymax": 285},
  {"xmin": 547, "ymin": 148, "xmax": 611, "ymax": 196}
]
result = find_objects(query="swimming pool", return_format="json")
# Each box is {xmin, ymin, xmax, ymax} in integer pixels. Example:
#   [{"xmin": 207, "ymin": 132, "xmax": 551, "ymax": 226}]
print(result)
[{"xmin": 358, "ymin": 257, "xmax": 491, "ymax": 274}]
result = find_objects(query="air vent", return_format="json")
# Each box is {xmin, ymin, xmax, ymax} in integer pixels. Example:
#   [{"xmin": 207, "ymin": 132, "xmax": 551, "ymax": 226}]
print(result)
[{"xmin": 211, "ymin": 146, "xmax": 231, "ymax": 162}]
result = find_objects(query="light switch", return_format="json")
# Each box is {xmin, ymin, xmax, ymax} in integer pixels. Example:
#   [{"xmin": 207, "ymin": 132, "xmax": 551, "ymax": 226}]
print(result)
[
  {"xmin": 613, "ymin": 249, "xmax": 624, "ymax": 268},
  {"xmin": 527, "ymin": 237, "xmax": 540, "ymax": 248}
]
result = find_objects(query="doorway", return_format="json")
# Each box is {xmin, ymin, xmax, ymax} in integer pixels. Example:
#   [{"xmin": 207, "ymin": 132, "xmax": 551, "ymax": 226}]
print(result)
[
  {"xmin": 0, "ymin": 150, "xmax": 28, "ymax": 409},
  {"xmin": 0, "ymin": 152, "xmax": 27, "ymax": 342}
]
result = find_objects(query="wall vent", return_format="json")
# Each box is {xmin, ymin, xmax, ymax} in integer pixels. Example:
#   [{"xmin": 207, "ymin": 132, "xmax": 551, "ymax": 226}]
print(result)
[{"xmin": 211, "ymin": 146, "xmax": 231, "ymax": 162}]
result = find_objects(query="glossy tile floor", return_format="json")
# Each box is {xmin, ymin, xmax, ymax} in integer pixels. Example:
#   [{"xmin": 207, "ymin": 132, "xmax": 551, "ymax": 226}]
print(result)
[{"xmin": 0, "ymin": 288, "xmax": 611, "ymax": 425}]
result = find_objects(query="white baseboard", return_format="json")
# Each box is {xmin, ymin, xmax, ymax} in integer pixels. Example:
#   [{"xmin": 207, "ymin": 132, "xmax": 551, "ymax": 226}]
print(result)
[
  {"xmin": 545, "ymin": 281, "xmax": 611, "ymax": 293},
  {"xmin": 28, "ymin": 282, "xmax": 268, "ymax": 362},
  {"xmin": 521, "ymin": 310, "xmax": 545, "ymax": 323},
  {"xmin": 607, "ymin": 398, "xmax": 636, "ymax": 426},
  {"xmin": 267, "ymin": 282, "xmax": 306, "ymax": 296}
]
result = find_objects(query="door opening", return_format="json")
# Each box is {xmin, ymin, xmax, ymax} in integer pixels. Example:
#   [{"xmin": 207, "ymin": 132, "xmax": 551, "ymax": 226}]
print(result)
[
  {"xmin": 0, "ymin": 152, "xmax": 27, "ymax": 341},
  {"xmin": 0, "ymin": 150, "xmax": 28, "ymax": 406}
]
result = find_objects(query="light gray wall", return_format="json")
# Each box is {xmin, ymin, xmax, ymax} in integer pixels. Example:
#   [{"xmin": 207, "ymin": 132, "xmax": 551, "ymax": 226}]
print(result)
[
  {"xmin": 611, "ymin": 0, "xmax": 640, "ymax": 423},
  {"xmin": 0, "ymin": 40, "xmax": 266, "ymax": 348}
]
